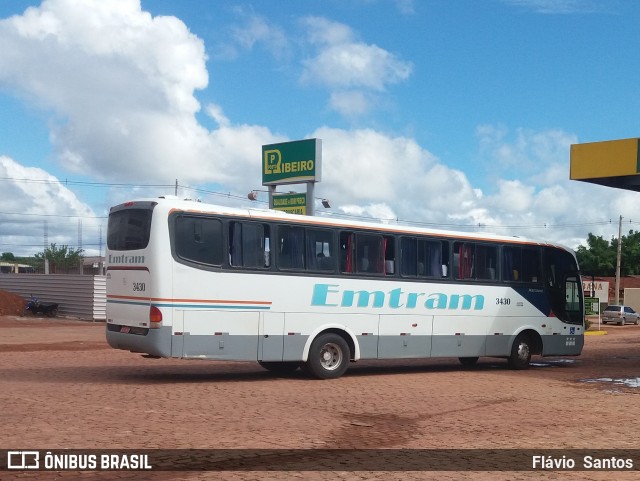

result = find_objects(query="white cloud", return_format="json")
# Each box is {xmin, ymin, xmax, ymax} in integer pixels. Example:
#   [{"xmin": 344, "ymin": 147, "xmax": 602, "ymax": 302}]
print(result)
[
  {"xmin": 0, "ymin": 155, "xmax": 101, "ymax": 256},
  {"xmin": 394, "ymin": 0, "xmax": 416, "ymax": 15},
  {"xmin": 502, "ymin": 0, "xmax": 603, "ymax": 14},
  {"xmin": 227, "ymin": 9, "xmax": 290, "ymax": 60},
  {"xmin": 310, "ymin": 126, "xmax": 485, "ymax": 227},
  {"xmin": 328, "ymin": 90, "xmax": 372, "ymax": 117},
  {"xmin": 0, "ymin": 1, "xmax": 632, "ymax": 256},
  {"xmin": 0, "ymin": 0, "xmax": 216, "ymax": 182},
  {"xmin": 488, "ymin": 179, "xmax": 535, "ymax": 213},
  {"xmin": 300, "ymin": 16, "xmax": 412, "ymax": 90},
  {"xmin": 471, "ymin": 124, "xmax": 640, "ymax": 247},
  {"xmin": 476, "ymin": 124, "xmax": 578, "ymax": 186},
  {"xmin": 300, "ymin": 16, "xmax": 412, "ymax": 116}
]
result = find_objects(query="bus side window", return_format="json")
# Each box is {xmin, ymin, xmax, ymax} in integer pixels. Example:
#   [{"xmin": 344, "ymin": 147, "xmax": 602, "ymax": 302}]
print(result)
[
  {"xmin": 356, "ymin": 234, "xmax": 385, "ymax": 274},
  {"xmin": 384, "ymin": 236, "xmax": 395, "ymax": 275},
  {"xmin": 475, "ymin": 245, "xmax": 497, "ymax": 280},
  {"xmin": 277, "ymin": 226, "xmax": 305, "ymax": 270},
  {"xmin": 175, "ymin": 216, "xmax": 223, "ymax": 266},
  {"xmin": 229, "ymin": 221, "xmax": 269, "ymax": 268},
  {"xmin": 306, "ymin": 228, "xmax": 334, "ymax": 271},
  {"xmin": 400, "ymin": 237, "xmax": 418, "ymax": 277},
  {"xmin": 503, "ymin": 246, "xmax": 540, "ymax": 283},
  {"xmin": 454, "ymin": 242, "xmax": 473, "ymax": 280}
]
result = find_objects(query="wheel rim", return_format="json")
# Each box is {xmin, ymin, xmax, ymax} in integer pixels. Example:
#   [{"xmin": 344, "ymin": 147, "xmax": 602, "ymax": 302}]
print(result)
[
  {"xmin": 319, "ymin": 342, "xmax": 343, "ymax": 371},
  {"xmin": 517, "ymin": 341, "xmax": 530, "ymax": 362}
]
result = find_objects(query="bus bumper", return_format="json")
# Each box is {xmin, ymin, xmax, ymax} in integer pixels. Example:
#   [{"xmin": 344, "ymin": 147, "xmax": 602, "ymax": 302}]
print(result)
[{"xmin": 106, "ymin": 325, "xmax": 173, "ymax": 358}]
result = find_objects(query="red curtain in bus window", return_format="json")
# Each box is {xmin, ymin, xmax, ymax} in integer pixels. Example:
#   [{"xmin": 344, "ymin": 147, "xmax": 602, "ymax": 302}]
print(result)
[
  {"xmin": 380, "ymin": 237, "xmax": 387, "ymax": 274},
  {"xmin": 459, "ymin": 243, "xmax": 472, "ymax": 279},
  {"xmin": 345, "ymin": 234, "xmax": 353, "ymax": 273}
]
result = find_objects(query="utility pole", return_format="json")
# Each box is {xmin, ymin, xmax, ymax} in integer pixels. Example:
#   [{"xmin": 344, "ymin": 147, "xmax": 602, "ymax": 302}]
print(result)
[
  {"xmin": 175, "ymin": 179, "xmax": 178, "ymax": 196},
  {"xmin": 615, "ymin": 215, "xmax": 622, "ymax": 305}
]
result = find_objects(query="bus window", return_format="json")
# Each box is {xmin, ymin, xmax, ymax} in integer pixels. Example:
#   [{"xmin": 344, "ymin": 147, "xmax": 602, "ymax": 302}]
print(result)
[
  {"xmin": 107, "ymin": 208, "xmax": 153, "ymax": 251},
  {"xmin": 306, "ymin": 228, "xmax": 335, "ymax": 272},
  {"xmin": 175, "ymin": 216, "xmax": 223, "ymax": 265},
  {"xmin": 355, "ymin": 234, "xmax": 385, "ymax": 274},
  {"xmin": 277, "ymin": 226, "xmax": 305, "ymax": 270},
  {"xmin": 454, "ymin": 242, "xmax": 497, "ymax": 280},
  {"xmin": 229, "ymin": 221, "xmax": 270, "ymax": 268},
  {"xmin": 384, "ymin": 235, "xmax": 395, "ymax": 275},
  {"xmin": 401, "ymin": 237, "xmax": 448, "ymax": 278},
  {"xmin": 503, "ymin": 246, "xmax": 540, "ymax": 283}
]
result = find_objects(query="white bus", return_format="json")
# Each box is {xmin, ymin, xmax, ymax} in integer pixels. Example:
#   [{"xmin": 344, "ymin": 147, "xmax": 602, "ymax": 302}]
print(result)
[{"xmin": 105, "ymin": 196, "xmax": 584, "ymax": 379}]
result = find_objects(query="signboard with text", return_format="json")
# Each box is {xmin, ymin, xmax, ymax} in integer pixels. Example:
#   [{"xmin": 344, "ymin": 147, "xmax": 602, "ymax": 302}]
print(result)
[
  {"xmin": 582, "ymin": 281, "xmax": 609, "ymax": 303},
  {"xmin": 584, "ymin": 297, "xmax": 600, "ymax": 316},
  {"xmin": 262, "ymin": 139, "xmax": 322, "ymax": 186},
  {"xmin": 272, "ymin": 193, "xmax": 307, "ymax": 215}
]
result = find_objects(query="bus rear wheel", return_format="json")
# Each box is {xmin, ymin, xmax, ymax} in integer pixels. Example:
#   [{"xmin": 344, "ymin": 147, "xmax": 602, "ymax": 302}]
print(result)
[
  {"xmin": 508, "ymin": 334, "xmax": 532, "ymax": 370},
  {"xmin": 303, "ymin": 333, "xmax": 350, "ymax": 379}
]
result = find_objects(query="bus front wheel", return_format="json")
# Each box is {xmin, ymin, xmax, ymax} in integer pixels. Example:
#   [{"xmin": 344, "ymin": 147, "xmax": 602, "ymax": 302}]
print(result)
[
  {"xmin": 303, "ymin": 333, "xmax": 350, "ymax": 379},
  {"xmin": 508, "ymin": 334, "xmax": 532, "ymax": 370}
]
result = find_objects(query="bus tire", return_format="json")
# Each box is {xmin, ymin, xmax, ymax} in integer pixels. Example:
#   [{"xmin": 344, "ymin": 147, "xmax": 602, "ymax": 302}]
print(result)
[
  {"xmin": 459, "ymin": 357, "xmax": 479, "ymax": 367},
  {"xmin": 303, "ymin": 333, "xmax": 350, "ymax": 379},
  {"xmin": 258, "ymin": 361, "xmax": 300, "ymax": 374},
  {"xmin": 508, "ymin": 334, "xmax": 531, "ymax": 370}
]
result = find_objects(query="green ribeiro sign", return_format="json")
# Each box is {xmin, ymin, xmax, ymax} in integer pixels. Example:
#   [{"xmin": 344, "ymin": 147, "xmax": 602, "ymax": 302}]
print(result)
[
  {"xmin": 262, "ymin": 139, "xmax": 322, "ymax": 185},
  {"xmin": 272, "ymin": 193, "xmax": 307, "ymax": 215}
]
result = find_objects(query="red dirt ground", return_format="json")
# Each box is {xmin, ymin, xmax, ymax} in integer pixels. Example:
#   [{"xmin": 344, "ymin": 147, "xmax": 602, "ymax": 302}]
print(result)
[{"xmin": 0, "ymin": 289, "xmax": 27, "ymax": 316}]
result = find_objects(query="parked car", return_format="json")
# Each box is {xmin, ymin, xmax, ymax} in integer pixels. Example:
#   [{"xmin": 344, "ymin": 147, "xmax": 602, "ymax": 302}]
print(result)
[{"xmin": 601, "ymin": 305, "xmax": 639, "ymax": 325}]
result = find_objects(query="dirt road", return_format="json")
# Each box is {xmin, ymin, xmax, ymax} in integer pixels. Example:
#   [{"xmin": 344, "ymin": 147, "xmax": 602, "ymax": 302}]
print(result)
[{"xmin": 1, "ymin": 315, "xmax": 639, "ymax": 481}]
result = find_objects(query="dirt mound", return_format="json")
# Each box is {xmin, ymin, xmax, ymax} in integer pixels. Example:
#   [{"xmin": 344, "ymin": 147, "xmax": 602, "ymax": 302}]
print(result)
[{"xmin": 0, "ymin": 290, "xmax": 26, "ymax": 316}]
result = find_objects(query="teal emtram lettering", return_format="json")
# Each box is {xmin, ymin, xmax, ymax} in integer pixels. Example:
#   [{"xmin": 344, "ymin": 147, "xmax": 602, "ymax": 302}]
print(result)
[{"xmin": 311, "ymin": 283, "xmax": 485, "ymax": 310}]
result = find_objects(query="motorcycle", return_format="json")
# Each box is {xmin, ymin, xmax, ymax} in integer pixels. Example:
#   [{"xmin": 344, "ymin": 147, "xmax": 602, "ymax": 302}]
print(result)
[{"xmin": 25, "ymin": 295, "xmax": 59, "ymax": 317}]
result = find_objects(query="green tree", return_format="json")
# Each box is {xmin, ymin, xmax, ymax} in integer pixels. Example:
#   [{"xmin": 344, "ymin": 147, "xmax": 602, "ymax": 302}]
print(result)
[
  {"xmin": 1, "ymin": 252, "xmax": 16, "ymax": 261},
  {"xmin": 619, "ymin": 230, "xmax": 640, "ymax": 275},
  {"xmin": 34, "ymin": 243, "xmax": 84, "ymax": 274},
  {"xmin": 575, "ymin": 234, "xmax": 616, "ymax": 276}
]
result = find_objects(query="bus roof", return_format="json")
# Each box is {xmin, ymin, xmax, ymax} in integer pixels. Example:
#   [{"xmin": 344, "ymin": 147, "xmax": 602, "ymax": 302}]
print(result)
[{"xmin": 112, "ymin": 195, "xmax": 575, "ymax": 253}]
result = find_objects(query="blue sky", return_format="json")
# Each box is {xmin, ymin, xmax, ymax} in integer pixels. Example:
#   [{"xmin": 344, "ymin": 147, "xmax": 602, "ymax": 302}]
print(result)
[{"xmin": 1, "ymin": 0, "xmax": 639, "ymax": 256}]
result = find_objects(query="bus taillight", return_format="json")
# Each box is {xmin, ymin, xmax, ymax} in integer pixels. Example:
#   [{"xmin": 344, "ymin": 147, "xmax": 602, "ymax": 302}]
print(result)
[{"xmin": 149, "ymin": 306, "xmax": 163, "ymax": 328}]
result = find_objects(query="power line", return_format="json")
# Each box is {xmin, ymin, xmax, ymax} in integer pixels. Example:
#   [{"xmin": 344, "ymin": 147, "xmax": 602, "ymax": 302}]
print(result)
[{"xmin": 1, "ymin": 175, "xmax": 639, "ymax": 231}]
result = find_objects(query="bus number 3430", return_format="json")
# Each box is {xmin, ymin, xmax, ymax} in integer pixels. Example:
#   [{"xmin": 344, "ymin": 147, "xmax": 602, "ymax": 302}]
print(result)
[
  {"xmin": 133, "ymin": 282, "xmax": 146, "ymax": 292},
  {"xmin": 496, "ymin": 298, "xmax": 511, "ymax": 305}
]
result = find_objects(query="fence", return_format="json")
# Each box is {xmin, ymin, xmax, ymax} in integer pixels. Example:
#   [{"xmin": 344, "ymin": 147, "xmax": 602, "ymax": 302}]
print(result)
[
  {"xmin": 0, "ymin": 274, "xmax": 106, "ymax": 321},
  {"xmin": 0, "ymin": 257, "xmax": 105, "ymax": 275}
]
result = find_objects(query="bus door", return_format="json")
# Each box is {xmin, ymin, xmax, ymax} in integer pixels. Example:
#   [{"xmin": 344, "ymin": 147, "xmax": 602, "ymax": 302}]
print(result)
[
  {"xmin": 563, "ymin": 273, "xmax": 583, "ymax": 325},
  {"xmin": 545, "ymin": 247, "xmax": 583, "ymax": 325}
]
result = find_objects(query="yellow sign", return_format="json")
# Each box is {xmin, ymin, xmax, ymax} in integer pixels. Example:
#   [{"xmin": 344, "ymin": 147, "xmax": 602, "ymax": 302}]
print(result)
[
  {"xmin": 264, "ymin": 149, "xmax": 282, "ymax": 175},
  {"xmin": 272, "ymin": 193, "xmax": 307, "ymax": 215},
  {"xmin": 570, "ymin": 138, "xmax": 640, "ymax": 180}
]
